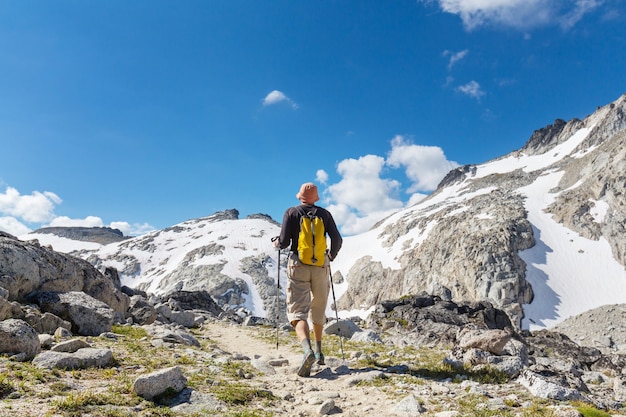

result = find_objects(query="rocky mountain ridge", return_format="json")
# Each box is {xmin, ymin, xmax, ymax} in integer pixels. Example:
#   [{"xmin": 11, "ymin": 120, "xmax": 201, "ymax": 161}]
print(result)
[
  {"xmin": 20, "ymin": 93, "xmax": 626, "ymax": 335},
  {"xmin": 332, "ymin": 92, "xmax": 626, "ymax": 330},
  {"xmin": 32, "ymin": 226, "xmax": 128, "ymax": 245}
]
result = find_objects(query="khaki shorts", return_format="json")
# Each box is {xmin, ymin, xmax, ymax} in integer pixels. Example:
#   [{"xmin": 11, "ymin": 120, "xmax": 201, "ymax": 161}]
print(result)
[{"xmin": 286, "ymin": 252, "xmax": 330, "ymax": 325}]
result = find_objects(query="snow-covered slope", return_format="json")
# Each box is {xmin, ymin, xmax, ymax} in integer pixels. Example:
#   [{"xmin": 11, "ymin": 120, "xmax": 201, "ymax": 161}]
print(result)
[
  {"xmin": 25, "ymin": 94, "xmax": 626, "ymax": 331},
  {"xmin": 332, "ymin": 93, "xmax": 626, "ymax": 330},
  {"xmin": 25, "ymin": 210, "xmax": 284, "ymax": 318}
]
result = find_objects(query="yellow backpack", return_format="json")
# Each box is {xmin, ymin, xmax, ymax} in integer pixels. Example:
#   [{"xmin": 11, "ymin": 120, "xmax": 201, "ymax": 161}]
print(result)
[{"xmin": 298, "ymin": 210, "xmax": 327, "ymax": 266}]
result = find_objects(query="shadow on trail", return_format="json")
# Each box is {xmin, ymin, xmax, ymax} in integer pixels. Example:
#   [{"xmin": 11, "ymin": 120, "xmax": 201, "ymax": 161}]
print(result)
[{"xmin": 310, "ymin": 363, "xmax": 387, "ymax": 382}]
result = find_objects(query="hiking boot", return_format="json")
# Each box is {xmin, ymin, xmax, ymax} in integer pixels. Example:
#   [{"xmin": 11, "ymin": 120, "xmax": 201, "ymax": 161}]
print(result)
[
  {"xmin": 315, "ymin": 352, "xmax": 325, "ymax": 365},
  {"xmin": 297, "ymin": 350, "xmax": 316, "ymax": 377}
]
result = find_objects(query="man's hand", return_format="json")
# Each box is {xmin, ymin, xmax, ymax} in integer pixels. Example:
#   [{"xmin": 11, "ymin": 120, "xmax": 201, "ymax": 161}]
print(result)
[{"xmin": 271, "ymin": 236, "xmax": 280, "ymax": 248}]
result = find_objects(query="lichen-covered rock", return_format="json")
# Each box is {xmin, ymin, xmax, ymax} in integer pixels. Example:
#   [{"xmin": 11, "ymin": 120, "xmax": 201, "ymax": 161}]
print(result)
[
  {"xmin": 133, "ymin": 366, "xmax": 187, "ymax": 400},
  {"xmin": 34, "ymin": 291, "xmax": 115, "ymax": 336},
  {"xmin": 0, "ymin": 318, "xmax": 41, "ymax": 360},
  {"xmin": 32, "ymin": 348, "xmax": 113, "ymax": 369}
]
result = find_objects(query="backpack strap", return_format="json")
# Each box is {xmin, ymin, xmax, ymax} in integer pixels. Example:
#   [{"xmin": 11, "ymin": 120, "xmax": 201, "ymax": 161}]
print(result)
[{"xmin": 306, "ymin": 210, "xmax": 318, "ymax": 264}]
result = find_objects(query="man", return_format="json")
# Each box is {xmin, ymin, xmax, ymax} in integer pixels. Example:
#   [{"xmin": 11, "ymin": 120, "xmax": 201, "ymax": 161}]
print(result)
[{"xmin": 275, "ymin": 182, "xmax": 342, "ymax": 377}]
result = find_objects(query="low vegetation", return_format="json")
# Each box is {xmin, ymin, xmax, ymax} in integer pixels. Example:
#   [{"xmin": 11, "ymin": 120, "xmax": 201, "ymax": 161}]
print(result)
[{"xmin": 0, "ymin": 321, "xmax": 622, "ymax": 417}]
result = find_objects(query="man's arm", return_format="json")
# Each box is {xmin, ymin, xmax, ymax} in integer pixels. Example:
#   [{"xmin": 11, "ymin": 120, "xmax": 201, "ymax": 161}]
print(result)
[
  {"xmin": 325, "ymin": 214, "xmax": 342, "ymax": 260},
  {"xmin": 278, "ymin": 208, "xmax": 296, "ymax": 250}
]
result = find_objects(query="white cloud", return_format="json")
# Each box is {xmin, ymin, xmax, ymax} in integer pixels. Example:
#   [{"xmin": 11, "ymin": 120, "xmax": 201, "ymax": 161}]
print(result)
[
  {"xmin": 316, "ymin": 169, "xmax": 329, "ymax": 185},
  {"xmin": 0, "ymin": 186, "xmax": 61, "ymax": 223},
  {"xmin": 321, "ymin": 138, "xmax": 458, "ymax": 235},
  {"xmin": 0, "ymin": 184, "xmax": 154, "ymax": 238},
  {"xmin": 323, "ymin": 155, "xmax": 404, "ymax": 234},
  {"xmin": 559, "ymin": 0, "xmax": 604, "ymax": 30},
  {"xmin": 262, "ymin": 90, "xmax": 298, "ymax": 109},
  {"xmin": 387, "ymin": 135, "xmax": 460, "ymax": 192},
  {"xmin": 443, "ymin": 49, "xmax": 469, "ymax": 70},
  {"xmin": 0, "ymin": 216, "xmax": 31, "ymax": 236},
  {"xmin": 456, "ymin": 80, "xmax": 485, "ymax": 99},
  {"xmin": 47, "ymin": 215, "xmax": 104, "ymax": 228},
  {"xmin": 327, "ymin": 155, "xmax": 404, "ymax": 214},
  {"xmin": 423, "ymin": 0, "xmax": 603, "ymax": 30}
]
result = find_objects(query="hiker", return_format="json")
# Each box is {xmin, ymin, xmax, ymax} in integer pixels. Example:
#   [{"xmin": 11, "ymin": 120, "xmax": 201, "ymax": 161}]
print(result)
[{"xmin": 274, "ymin": 182, "xmax": 342, "ymax": 377}]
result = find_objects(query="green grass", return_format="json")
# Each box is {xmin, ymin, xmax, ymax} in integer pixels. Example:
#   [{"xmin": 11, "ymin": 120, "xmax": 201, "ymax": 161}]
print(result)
[
  {"xmin": 576, "ymin": 404, "xmax": 612, "ymax": 417},
  {"xmin": 456, "ymin": 395, "xmax": 515, "ymax": 417},
  {"xmin": 222, "ymin": 411, "xmax": 275, "ymax": 417},
  {"xmin": 0, "ymin": 374, "xmax": 14, "ymax": 399},
  {"xmin": 52, "ymin": 390, "xmax": 116, "ymax": 411},
  {"xmin": 111, "ymin": 324, "xmax": 149, "ymax": 339},
  {"xmin": 211, "ymin": 381, "xmax": 275, "ymax": 405}
]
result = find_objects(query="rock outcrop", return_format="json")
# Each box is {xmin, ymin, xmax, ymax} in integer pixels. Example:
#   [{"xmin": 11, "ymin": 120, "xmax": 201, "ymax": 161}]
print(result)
[
  {"xmin": 31, "ymin": 226, "xmax": 128, "ymax": 244},
  {"xmin": 33, "ymin": 291, "xmax": 116, "ymax": 336},
  {"xmin": 336, "ymin": 93, "xmax": 626, "ymax": 329},
  {"xmin": 0, "ymin": 232, "xmax": 129, "ymax": 315}
]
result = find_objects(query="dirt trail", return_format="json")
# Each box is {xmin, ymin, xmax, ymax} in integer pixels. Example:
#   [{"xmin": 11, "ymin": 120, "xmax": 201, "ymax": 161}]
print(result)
[
  {"xmin": 203, "ymin": 320, "xmax": 392, "ymax": 416},
  {"xmin": 204, "ymin": 321, "xmax": 296, "ymax": 359}
]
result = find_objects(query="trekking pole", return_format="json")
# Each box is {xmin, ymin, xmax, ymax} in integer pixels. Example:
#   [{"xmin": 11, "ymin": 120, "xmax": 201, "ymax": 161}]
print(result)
[
  {"xmin": 271, "ymin": 236, "xmax": 281, "ymax": 350},
  {"xmin": 328, "ymin": 262, "xmax": 345, "ymax": 360}
]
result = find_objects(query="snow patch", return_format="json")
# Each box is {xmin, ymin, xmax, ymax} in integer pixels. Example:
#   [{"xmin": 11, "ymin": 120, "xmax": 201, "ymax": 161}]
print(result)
[
  {"xmin": 589, "ymin": 200, "xmax": 610, "ymax": 223},
  {"xmin": 519, "ymin": 171, "xmax": 626, "ymax": 330}
]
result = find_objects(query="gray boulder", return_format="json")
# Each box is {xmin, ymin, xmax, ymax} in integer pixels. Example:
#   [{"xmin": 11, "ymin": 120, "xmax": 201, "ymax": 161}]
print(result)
[
  {"xmin": 129, "ymin": 295, "xmax": 157, "ymax": 325},
  {"xmin": 450, "ymin": 346, "xmax": 526, "ymax": 377},
  {"xmin": 32, "ymin": 348, "xmax": 113, "ymax": 370},
  {"xmin": 163, "ymin": 290, "xmax": 223, "ymax": 316},
  {"xmin": 34, "ymin": 291, "xmax": 115, "ymax": 336},
  {"xmin": 155, "ymin": 303, "xmax": 172, "ymax": 319},
  {"xmin": 393, "ymin": 394, "xmax": 426, "ymax": 415},
  {"xmin": 25, "ymin": 311, "xmax": 72, "ymax": 335},
  {"xmin": 143, "ymin": 323, "xmax": 201, "ymax": 347},
  {"xmin": 458, "ymin": 327, "xmax": 514, "ymax": 355},
  {"xmin": 0, "ymin": 318, "xmax": 41, "ymax": 360},
  {"xmin": 133, "ymin": 366, "xmax": 188, "ymax": 400},
  {"xmin": 350, "ymin": 329, "xmax": 382, "ymax": 344},
  {"xmin": 367, "ymin": 294, "xmax": 513, "ymax": 348},
  {"xmin": 170, "ymin": 310, "xmax": 197, "ymax": 328},
  {"xmin": 324, "ymin": 319, "xmax": 361, "ymax": 339},
  {"xmin": 39, "ymin": 334, "xmax": 55, "ymax": 349},
  {"xmin": 51, "ymin": 339, "xmax": 91, "ymax": 353},
  {"xmin": 517, "ymin": 369, "xmax": 585, "ymax": 401},
  {"xmin": 318, "ymin": 399, "xmax": 336, "ymax": 415},
  {"xmin": 55, "ymin": 326, "xmax": 73, "ymax": 339},
  {"xmin": 0, "ymin": 233, "xmax": 129, "ymax": 315}
]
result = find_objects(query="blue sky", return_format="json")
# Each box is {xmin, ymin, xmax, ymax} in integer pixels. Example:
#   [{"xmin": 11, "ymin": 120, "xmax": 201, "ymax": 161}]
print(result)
[{"xmin": 1, "ymin": 0, "xmax": 625, "ymax": 237}]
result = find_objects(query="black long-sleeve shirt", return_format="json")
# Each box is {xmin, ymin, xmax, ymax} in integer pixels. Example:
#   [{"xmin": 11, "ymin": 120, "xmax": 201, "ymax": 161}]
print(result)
[{"xmin": 278, "ymin": 204, "xmax": 343, "ymax": 260}]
